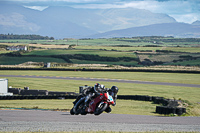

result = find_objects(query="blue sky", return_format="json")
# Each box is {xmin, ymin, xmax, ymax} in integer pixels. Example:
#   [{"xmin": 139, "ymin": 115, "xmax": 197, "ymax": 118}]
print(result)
[{"xmin": 2, "ymin": 0, "xmax": 200, "ymax": 23}]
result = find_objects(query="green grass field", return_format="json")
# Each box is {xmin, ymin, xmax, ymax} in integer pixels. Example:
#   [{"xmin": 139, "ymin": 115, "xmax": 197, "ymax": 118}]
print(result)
[
  {"xmin": 165, "ymin": 47, "xmax": 200, "ymax": 53},
  {"xmin": 0, "ymin": 70, "xmax": 200, "ymax": 116},
  {"xmin": 1, "ymin": 70, "xmax": 199, "ymax": 84},
  {"xmin": 76, "ymin": 45, "xmax": 200, "ymax": 53},
  {"xmin": 0, "ymin": 99, "xmax": 158, "ymax": 116},
  {"xmin": 166, "ymin": 58, "xmax": 200, "ymax": 66},
  {"xmin": 1, "ymin": 37, "xmax": 200, "ymax": 47},
  {"xmin": 0, "ymin": 56, "xmax": 66, "ymax": 65},
  {"xmin": 70, "ymin": 59, "xmax": 139, "ymax": 66},
  {"xmin": 23, "ymin": 49, "xmax": 137, "ymax": 58},
  {"xmin": 75, "ymin": 45, "xmax": 164, "ymax": 51}
]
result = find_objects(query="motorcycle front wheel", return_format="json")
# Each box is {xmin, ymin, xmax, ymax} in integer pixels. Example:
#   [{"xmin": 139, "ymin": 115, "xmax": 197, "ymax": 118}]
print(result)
[
  {"xmin": 70, "ymin": 108, "xmax": 75, "ymax": 115},
  {"xmin": 94, "ymin": 102, "xmax": 108, "ymax": 115},
  {"xmin": 74, "ymin": 98, "xmax": 85, "ymax": 115}
]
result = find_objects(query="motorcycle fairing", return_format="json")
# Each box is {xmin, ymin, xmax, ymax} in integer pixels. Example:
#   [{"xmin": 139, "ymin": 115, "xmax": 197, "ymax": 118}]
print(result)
[
  {"xmin": 88, "ymin": 92, "xmax": 114, "ymax": 113},
  {"xmin": 88, "ymin": 93, "xmax": 103, "ymax": 113},
  {"xmin": 107, "ymin": 93, "xmax": 114, "ymax": 104}
]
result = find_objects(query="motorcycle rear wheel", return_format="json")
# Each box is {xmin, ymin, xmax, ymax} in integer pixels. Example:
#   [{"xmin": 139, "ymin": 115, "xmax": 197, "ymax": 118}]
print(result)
[{"xmin": 94, "ymin": 102, "xmax": 108, "ymax": 115}]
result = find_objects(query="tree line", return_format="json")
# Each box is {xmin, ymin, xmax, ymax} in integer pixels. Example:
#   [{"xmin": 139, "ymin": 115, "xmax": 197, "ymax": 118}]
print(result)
[
  {"xmin": 0, "ymin": 34, "xmax": 54, "ymax": 40},
  {"xmin": 118, "ymin": 36, "xmax": 200, "ymax": 43},
  {"xmin": 3, "ymin": 52, "xmax": 139, "ymax": 63}
]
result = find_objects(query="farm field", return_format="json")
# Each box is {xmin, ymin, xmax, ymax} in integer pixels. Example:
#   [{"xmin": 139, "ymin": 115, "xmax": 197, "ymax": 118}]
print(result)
[
  {"xmin": 0, "ymin": 70, "xmax": 200, "ymax": 116},
  {"xmin": 23, "ymin": 49, "xmax": 138, "ymax": 58},
  {"xmin": 1, "ymin": 37, "xmax": 200, "ymax": 46},
  {"xmin": 0, "ymin": 37, "xmax": 200, "ymax": 69},
  {"xmin": 0, "ymin": 56, "xmax": 65, "ymax": 65}
]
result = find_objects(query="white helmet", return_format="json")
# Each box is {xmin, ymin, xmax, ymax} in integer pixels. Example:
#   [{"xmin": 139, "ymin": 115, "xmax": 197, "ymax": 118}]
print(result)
[
  {"xmin": 94, "ymin": 83, "xmax": 105, "ymax": 93},
  {"xmin": 100, "ymin": 85, "xmax": 105, "ymax": 89}
]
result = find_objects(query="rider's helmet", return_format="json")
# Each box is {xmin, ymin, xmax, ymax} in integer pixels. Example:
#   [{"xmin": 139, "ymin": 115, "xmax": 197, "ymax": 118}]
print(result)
[
  {"xmin": 94, "ymin": 83, "xmax": 101, "ymax": 93},
  {"xmin": 94, "ymin": 83, "xmax": 105, "ymax": 93},
  {"xmin": 111, "ymin": 86, "xmax": 119, "ymax": 95},
  {"xmin": 100, "ymin": 84, "xmax": 105, "ymax": 90}
]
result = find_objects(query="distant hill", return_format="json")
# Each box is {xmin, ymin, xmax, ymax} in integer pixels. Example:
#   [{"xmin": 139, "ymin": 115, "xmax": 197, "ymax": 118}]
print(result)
[
  {"xmin": 0, "ymin": 2, "xmax": 178, "ymax": 38},
  {"xmin": 0, "ymin": 3, "xmax": 98, "ymax": 39},
  {"xmin": 90, "ymin": 22, "xmax": 200, "ymax": 38},
  {"xmin": 192, "ymin": 20, "xmax": 200, "ymax": 25},
  {"xmin": 96, "ymin": 8, "xmax": 176, "ymax": 31}
]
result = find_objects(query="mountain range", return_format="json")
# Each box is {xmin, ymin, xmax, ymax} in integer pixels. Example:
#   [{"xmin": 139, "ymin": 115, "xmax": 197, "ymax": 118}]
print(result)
[
  {"xmin": 91, "ymin": 22, "xmax": 200, "ymax": 38},
  {"xmin": 0, "ymin": 2, "xmax": 200, "ymax": 38}
]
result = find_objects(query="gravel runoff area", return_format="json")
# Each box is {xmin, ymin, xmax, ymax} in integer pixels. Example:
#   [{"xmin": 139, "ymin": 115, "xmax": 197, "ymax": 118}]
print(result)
[{"xmin": 0, "ymin": 110, "xmax": 200, "ymax": 132}]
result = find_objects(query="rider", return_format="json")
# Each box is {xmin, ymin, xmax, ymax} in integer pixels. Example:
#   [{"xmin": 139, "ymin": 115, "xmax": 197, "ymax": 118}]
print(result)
[
  {"xmin": 84, "ymin": 83, "xmax": 107, "ymax": 106},
  {"xmin": 73, "ymin": 83, "xmax": 106, "ymax": 106},
  {"xmin": 109, "ymin": 86, "xmax": 118, "ymax": 105},
  {"xmin": 105, "ymin": 86, "xmax": 119, "ymax": 113},
  {"xmin": 72, "ymin": 83, "xmax": 118, "ymax": 113}
]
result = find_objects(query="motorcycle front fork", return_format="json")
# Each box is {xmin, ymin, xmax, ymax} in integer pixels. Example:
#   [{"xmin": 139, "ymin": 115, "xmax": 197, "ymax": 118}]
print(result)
[{"xmin": 85, "ymin": 93, "xmax": 94, "ymax": 106}]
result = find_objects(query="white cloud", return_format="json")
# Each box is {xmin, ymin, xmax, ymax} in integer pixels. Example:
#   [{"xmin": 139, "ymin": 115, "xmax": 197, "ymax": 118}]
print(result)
[
  {"xmin": 24, "ymin": 6, "xmax": 49, "ymax": 11},
  {"xmin": 71, "ymin": 0, "xmax": 193, "ymax": 13},
  {"xmin": 170, "ymin": 13, "xmax": 200, "ymax": 24},
  {"xmin": 71, "ymin": 0, "xmax": 200, "ymax": 23}
]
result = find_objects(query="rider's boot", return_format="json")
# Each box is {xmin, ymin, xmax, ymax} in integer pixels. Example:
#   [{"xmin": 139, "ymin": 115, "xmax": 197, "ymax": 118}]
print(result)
[
  {"xmin": 85, "ymin": 101, "xmax": 90, "ymax": 107},
  {"xmin": 105, "ymin": 107, "xmax": 112, "ymax": 113}
]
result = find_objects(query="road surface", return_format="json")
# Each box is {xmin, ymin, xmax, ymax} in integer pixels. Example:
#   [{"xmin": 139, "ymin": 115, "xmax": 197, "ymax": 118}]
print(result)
[{"xmin": 0, "ymin": 110, "xmax": 200, "ymax": 132}]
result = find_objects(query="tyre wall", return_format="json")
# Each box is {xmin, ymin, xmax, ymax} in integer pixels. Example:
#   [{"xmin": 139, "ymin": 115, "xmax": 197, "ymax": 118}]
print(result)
[
  {"xmin": 0, "ymin": 94, "xmax": 186, "ymax": 115},
  {"xmin": 117, "ymin": 95, "xmax": 186, "ymax": 115},
  {"xmin": 156, "ymin": 106, "xmax": 186, "ymax": 115},
  {"xmin": 0, "ymin": 95, "xmax": 77, "ymax": 100}
]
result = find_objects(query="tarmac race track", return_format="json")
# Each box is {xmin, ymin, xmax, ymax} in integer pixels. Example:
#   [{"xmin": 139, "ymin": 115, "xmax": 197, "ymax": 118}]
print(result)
[{"xmin": 0, "ymin": 110, "xmax": 200, "ymax": 132}]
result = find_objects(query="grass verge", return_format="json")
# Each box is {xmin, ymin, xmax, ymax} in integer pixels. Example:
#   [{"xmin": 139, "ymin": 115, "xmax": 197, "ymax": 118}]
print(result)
[
  {"xmin": 1, "ymin": 70, "xmax": 200, "ymax": 85},
  {"xmin": 0, "ymin": 99, "xmax": 158, "ymax": 116}
]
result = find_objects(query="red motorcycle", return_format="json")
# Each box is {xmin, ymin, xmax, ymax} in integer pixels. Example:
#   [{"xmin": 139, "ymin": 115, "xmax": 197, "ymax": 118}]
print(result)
[{"xmin": 71, "ymin": 92, "xmax": 115, "ymax": 115}]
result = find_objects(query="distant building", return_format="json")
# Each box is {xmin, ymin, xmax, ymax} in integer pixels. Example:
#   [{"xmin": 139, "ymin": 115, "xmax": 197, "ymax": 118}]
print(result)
[
  {"xmin": 44, "ymin": 62, "xmax": 51, "ymax": 68},
  {"xmin": 7, "ymin": 45, "xmax": 27, "ymax": 51},
  {"xmin": 47, "ymin": 62, "xmax": 51, "ymax": 68},
  {"xmin": 0, "ymin": 79, "xmax": 13, "ymax": 96}
]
